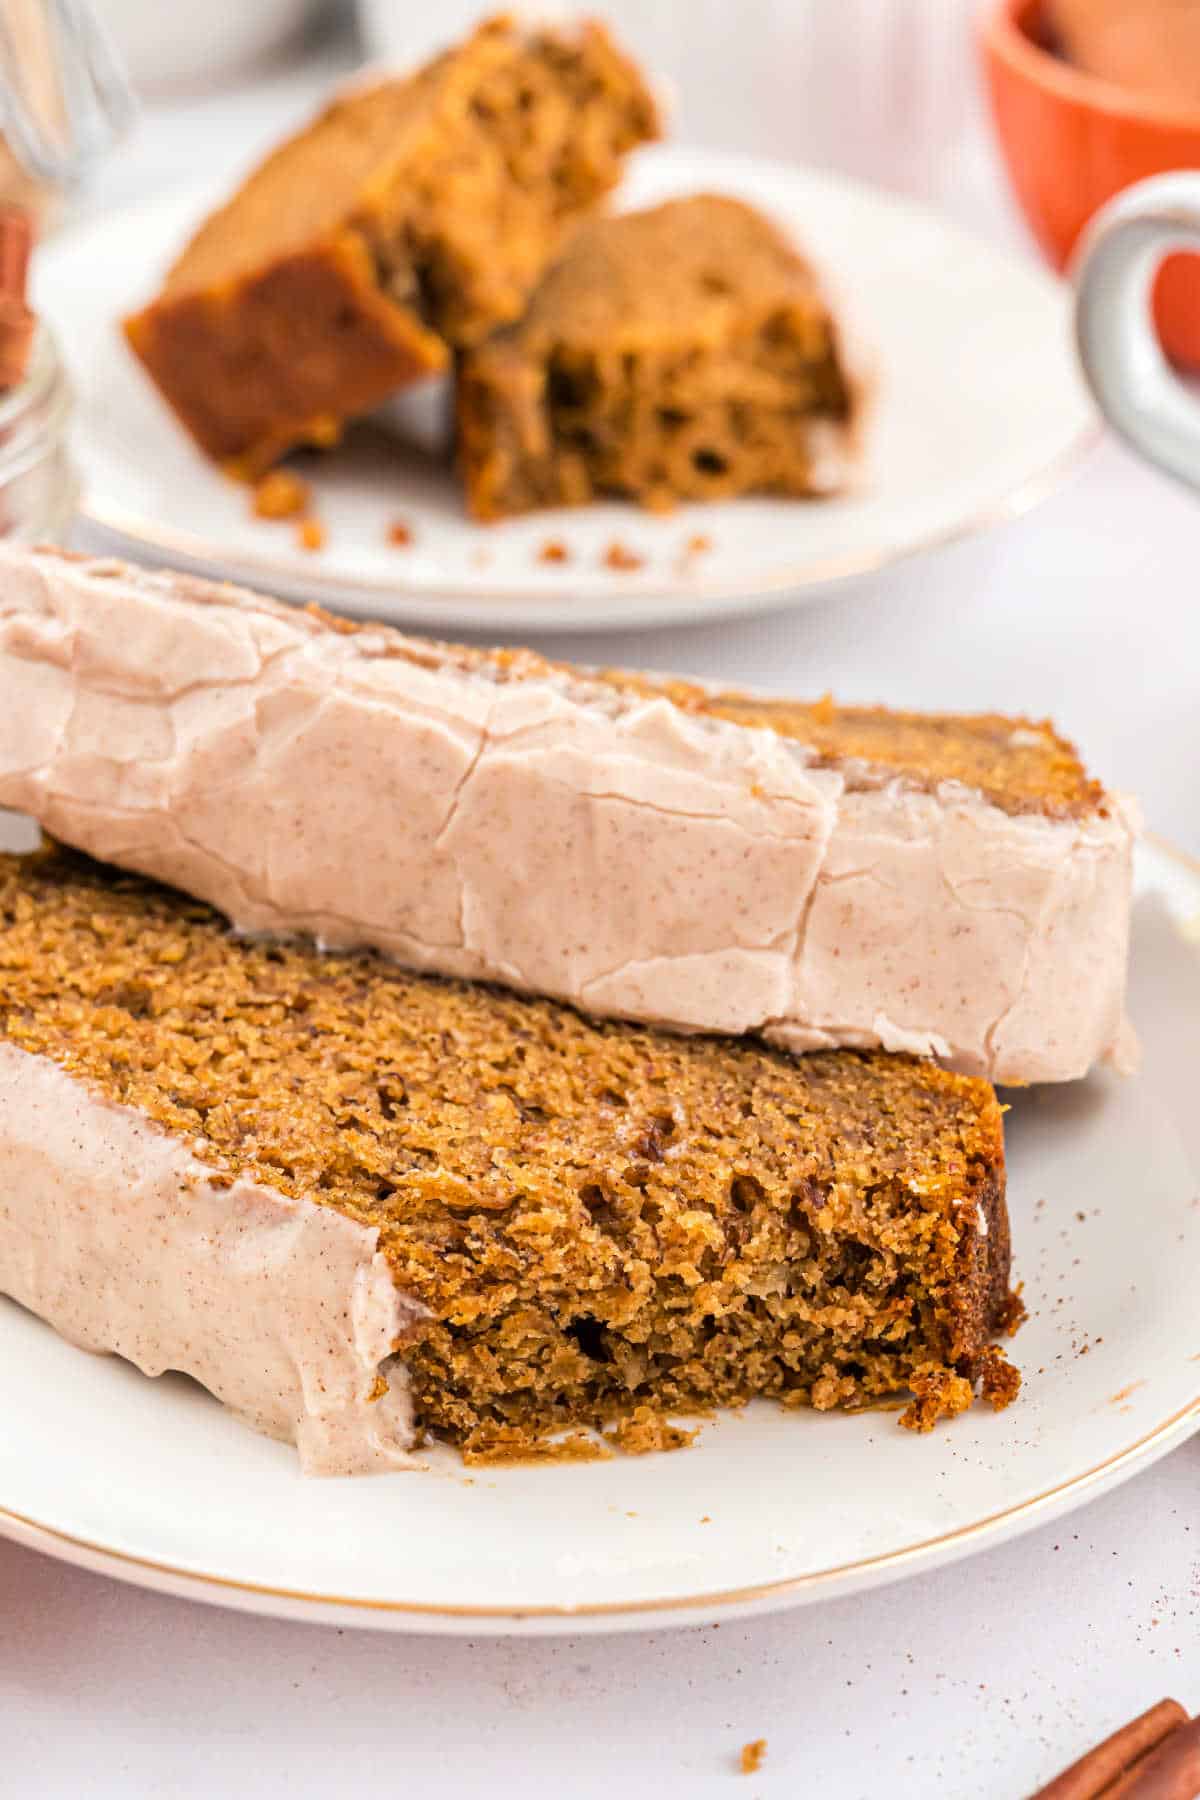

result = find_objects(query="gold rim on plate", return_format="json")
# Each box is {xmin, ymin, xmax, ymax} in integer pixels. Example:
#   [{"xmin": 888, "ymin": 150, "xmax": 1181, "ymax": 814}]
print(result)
[
  {"xmin": 1, "ymin": 1396, "xmax": 1199, "ymax": 1624},
  {"xmin": 0, "ymin": 836, "xmax": 1196, "ymax": 1626},
  {"xmin": 79, "ymin": 417, "xmax": 1101, "ymax": 622}
]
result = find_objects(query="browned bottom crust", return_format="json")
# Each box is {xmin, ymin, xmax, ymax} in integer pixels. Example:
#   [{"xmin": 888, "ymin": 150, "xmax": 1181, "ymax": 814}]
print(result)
[{"xmin": 0, "ymin": 848, "xmax": 1017, "ymax": 1460}]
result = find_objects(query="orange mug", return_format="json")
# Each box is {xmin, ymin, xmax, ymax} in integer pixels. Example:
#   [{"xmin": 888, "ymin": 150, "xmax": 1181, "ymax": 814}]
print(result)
[{"xmin": 981, "ymin": 0, "xmax": 1200, "ymax": 367}]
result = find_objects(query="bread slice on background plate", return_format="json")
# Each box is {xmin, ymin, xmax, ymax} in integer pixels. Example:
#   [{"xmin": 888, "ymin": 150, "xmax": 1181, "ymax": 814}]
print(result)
[
  {"xmin": 458, "ymin": 194, "xmax": 859, "ymax": 519},
  {"xmin": 124, "ymin": 15, "xmax": 659, "ymax": 474}
]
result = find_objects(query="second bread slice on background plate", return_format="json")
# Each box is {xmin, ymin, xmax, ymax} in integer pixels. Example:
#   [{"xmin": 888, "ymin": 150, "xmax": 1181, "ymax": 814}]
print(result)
[{"xmin": 36, "ymin": 143, "xmax": 1098, "ymax": 634}]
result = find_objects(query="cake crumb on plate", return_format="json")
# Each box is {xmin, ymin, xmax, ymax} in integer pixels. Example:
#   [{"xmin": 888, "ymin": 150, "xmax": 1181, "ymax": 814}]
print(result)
[
  {"xmin": 252, "ymin": 469, "xmax": 309, "ymax": 520},
  {"xmin": 979, "ymin": 1345, "xmax": 1021, "ymax": 1411},
  {"xmin": 603, "ymin": 540, "xmax": 644, "ymax": 572},
  {"xmin": 740, "ymin": 1740, "xmax": 767, "ymax": 1775}
]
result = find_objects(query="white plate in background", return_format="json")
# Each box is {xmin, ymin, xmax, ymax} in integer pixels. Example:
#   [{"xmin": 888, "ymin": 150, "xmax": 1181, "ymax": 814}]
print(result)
[
  {"xmin": 35, "ymin": 144, "xmax": 1098, "ymax": 633},
  {"xmin": 0, "ymin": 834, "xmax": 1195, "ymax": 1636}
]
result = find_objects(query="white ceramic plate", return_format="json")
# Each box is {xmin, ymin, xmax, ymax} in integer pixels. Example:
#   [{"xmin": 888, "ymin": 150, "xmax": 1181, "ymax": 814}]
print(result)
[
  {"xmin": 34, "ymin": 145, "xmax": 1098, "ymax": 634},
  {"xmin": 0, "ymin": 831, "xmax": 1196, "ymax": 1636}
]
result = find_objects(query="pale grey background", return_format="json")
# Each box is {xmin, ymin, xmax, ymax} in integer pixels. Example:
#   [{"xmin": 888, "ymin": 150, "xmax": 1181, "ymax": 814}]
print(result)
[{"xmin": 3, "ymin": 31, "xmax": 1198, "ymax": 1800}]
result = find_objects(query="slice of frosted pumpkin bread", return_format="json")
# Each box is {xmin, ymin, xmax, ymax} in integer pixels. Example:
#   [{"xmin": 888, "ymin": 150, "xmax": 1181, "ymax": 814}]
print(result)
[
  {"xmin": 0, "ymin": 546, "xmax": 1135, "ymax": 1084},
  {"xmin": 0, "ymin": 848, "xmax": 1016, "ymax": 1471}
]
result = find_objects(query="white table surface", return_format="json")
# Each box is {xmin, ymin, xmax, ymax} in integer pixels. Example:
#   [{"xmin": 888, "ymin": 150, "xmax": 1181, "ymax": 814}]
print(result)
[{"xmin": 4, "ymin": 37, "xmax": 1199, "ymax": 1800}]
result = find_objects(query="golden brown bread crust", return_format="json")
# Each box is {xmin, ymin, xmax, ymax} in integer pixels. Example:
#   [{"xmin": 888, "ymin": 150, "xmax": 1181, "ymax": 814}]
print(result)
[
  {"xmin": 0, "ymin": 848, "xmax": 1015, "ymax": 1457},
  {"xmin": 5, "ymin": 545, "xmax": 1102, "ymax": 822},
  {"xmin": 456, "ymin": 194, "xmax": 856, "ymax": 519},
  {"xmin": 295, "ymin": 602, "xmax": 1106, "ymax": 820},
  {"xmin": 123, "ymin": 17, "xmax": 659, "ymax": 473},
  {"xmin": 598, "ymin": 675, "xmax": 1108, "ymax": 820}
]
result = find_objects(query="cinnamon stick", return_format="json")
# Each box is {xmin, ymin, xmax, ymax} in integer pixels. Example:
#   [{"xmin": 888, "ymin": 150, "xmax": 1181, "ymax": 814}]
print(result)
[
  {"xmin": 1031, "ymin": 1700, "xmax": 1189, "ymax": 1797},
  {"xmin": 1105, "ymin": 1717, "xmax": 1200, "ymax": 1798}
]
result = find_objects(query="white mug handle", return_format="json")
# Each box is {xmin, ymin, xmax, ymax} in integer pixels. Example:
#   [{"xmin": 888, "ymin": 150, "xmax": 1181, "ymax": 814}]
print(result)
[{"xmin": 1073, "ymin": 172, "xmax": 1200, "ymax": 493}]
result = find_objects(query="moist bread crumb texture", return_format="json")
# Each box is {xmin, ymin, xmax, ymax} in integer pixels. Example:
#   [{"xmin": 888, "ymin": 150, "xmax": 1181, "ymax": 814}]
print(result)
[
  {"xmin": 0, "ymin": 850, "xmax": 1016, "ymax": 1461},
  {"xmin": 457, "ymin": 195, "xmax": 856, "ymax": 519},
  {"xmin": 124, "ymin": 15, "xmax": 658, "ymax": 473}
]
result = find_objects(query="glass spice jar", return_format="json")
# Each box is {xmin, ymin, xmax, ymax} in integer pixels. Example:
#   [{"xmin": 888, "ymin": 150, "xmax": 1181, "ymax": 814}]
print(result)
[
  {"xmin": 0, "ymin": 319, "xmax": 76, "ymax": 540},
  {"xmin": 0, "ymin": 1, "xmax": 132, "ymax": 539}
]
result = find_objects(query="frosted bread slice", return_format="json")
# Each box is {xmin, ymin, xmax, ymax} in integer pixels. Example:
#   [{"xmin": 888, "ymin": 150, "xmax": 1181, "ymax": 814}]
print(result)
[
  {"xmin": 0, "ymin": 847, "xmax": 1015, "ymax": 1470},
  {"xmin": 123, "ymin": 16, "xmax": 658, "ymax": 474},
  {"xmin": 0, "ymin": 546, "xmax": 1135, "ymax": 1085}
]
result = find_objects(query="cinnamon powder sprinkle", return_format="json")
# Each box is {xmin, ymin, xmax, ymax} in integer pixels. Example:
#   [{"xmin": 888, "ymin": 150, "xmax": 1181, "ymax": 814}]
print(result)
[
  {"xmin": 296, "ymin": 518, "xmax": 326, "ymax": 552},
  {"xmin": 388, "ymin": 521, "xmax": 414, "ymax": 547},
  {"xmin": 686, "ymin": 533, "xmax": 712, "ymax": 556},
  {"xmin": 538, "ymin": 538, "xmax": 570, "ymax": 563}
]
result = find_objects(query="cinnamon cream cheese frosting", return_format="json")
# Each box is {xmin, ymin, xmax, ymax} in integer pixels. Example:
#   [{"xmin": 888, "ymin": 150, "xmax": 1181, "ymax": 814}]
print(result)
[
  {"xmin": 0, "ymin": 546, "xmax": 1135, "ymax": 1083},
  {"xmin": 0, "ymin": 1045, "xmax": 425, "ymax": 1473}
]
